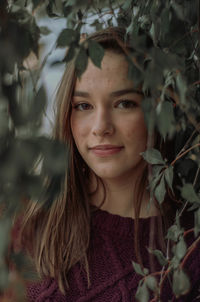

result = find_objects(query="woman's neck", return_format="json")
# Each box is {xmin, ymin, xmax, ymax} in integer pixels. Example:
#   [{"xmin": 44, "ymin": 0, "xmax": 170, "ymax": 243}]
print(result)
[{"xmin": 89, "ymin": 174, "xmax": 159, "ymax": 219}]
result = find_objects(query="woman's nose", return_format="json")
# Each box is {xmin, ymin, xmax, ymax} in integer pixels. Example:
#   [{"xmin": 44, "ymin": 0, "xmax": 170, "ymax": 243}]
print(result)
[{"xmin": 91, "ymin": 109, "xmax": 114, "ymax": 136}]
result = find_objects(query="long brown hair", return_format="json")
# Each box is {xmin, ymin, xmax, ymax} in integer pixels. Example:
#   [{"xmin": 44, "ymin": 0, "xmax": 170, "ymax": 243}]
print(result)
[{"xmin": 21, "ymin": 27, "xmax": 169, "ymax": 293}]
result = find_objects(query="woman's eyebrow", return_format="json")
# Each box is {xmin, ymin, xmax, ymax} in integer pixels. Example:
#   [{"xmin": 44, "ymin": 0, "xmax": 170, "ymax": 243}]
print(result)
[
  {"xmin": 109, "ymin": 89, "xmax": 143, "ymax": 97},
  {"xmin": 73, "ymin": 89, "xmax": 143, "ymax": 98},
  {"xmin": 73, "ymin": 91, "xmax": 90, "ymax": 97}
]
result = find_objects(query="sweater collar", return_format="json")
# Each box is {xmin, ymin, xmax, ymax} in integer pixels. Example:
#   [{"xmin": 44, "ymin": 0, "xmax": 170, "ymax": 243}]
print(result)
[{"xmin": 91, "ymin": 207, "xmax": 160, "ymax": 237}]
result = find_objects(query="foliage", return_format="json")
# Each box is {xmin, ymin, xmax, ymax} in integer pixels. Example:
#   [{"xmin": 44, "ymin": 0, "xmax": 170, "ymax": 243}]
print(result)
[{"xmin": 0, "ymin": 0, "xmax": 200, "ymax": 301}]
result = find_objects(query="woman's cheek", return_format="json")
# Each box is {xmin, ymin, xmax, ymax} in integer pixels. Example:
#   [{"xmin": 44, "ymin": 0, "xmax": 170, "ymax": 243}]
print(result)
[
  {"xmin": 71, "ymin": 118, "xmax": 90, "ymax": 146},
  {"xmin": 125, "ymin": 120, "xmax": 147, "ymax": 146}
]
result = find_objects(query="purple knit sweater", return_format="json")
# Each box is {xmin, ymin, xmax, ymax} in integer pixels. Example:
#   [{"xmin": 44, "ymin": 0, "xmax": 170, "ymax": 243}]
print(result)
[{"xmin": 27, "ymin": 209, "xmax": 200, "ymax": 302}]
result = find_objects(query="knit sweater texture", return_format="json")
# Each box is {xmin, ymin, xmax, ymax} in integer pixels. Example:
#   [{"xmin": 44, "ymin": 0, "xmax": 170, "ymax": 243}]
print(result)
[{"xmin": 27, "ymin": 209, "xmax": 200, "ymax": 302}]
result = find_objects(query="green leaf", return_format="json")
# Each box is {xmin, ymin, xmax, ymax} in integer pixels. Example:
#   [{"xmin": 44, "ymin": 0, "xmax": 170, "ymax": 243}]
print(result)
[
  {"xmin": 24, "ymin": 175, "xmax": 44, "ymax": 202},
  {"xmin": 122, "ymin": 0, "xmax": 132, "ymax": 10},
  {"xmin": 75, "ymin": 47, "xmax": 88, "ymax": 77},
  {"xmin": 164, "ymin": 166, "xmax": 174, "ymax": 191},
  {"xmin": 30, "ymin": 86, "xmax": 46, "ymax": 121},
  {"xmin": 145, "ymin": 276, "xmax": 157, "ymax": 291},
  {"xmin": 66, "ymin": 0, "xmax": 75, "ymax": 5},
  {"xmin": 150, "ymin": 22, "xmax": 160, "ymax": 46},
  {"xmin": 57, "ymin": 29, "xmax": 79, "ymax": 47},
  {"xmin": 142, "ymin": 148, "xmax": 165, "ymax": 165},
  {"xmin": 171, "ymin": 1, "xmax": 185, "ymax": 21},
  {"xmin": 166, "ymin": 224, "xmax": 183, "ymax": 242},
  {"xmin": 141, "ymin": 97, "xmax": 156, "ymax": 134},
  {"xmin": 40, "ymin": 26, "xmax": 51, "ymax": 36},
  {"xmin": 152, "ymin": 165, "xmax": 164, "ymax": 176},
  {"xmin": 46, "ymin": 1, "xmax": 59, "ymax": 17},
  {"xmin": 150, "ymin": 166, "xmax": 164, "ymax": 191},
  {"xmin": 176, "ymin": 73, "xmax": 187, "ymax": 105},
  {"xmin": 127, "ymin": 59, "xmax": 143, "ymax": 87},
  {"xmin": 40, "ymin": 139, "xmax": 68, "ymax": 176},
  {"xmin": 160, "ymin": 7, "xmax": 170, "ymax": 36},
  {"xmin": 143, "ymin": 268, "xmax": 149, "ymax": 275},
  {"xmin": 174, "ymin": 237, "xmax": 187, "ymax": 260},
  {"xmin": 0, "ymin": 219, "xmax": 12, "ymax": 256},
  {"xmin": 181, "ymin": 183, "xmax": 200, "ymax": 203},
  {"xmin": 132, "ymin": 261, "xmax": 145, "ymax": 276},
  {"xmin": 0, "ymin": 97, "xmax": 9, "ymax": 137},
  {"xmin": 0, "ymin": 264, "xmax": 9, "ymax": 290},
  {"xmin": 90, "ymin": 19, "xmax": 103, "ymax": 31},
  {"xmin": 107, "ymin": 17, "xmax": 113, "ymax": 27},
  {"xmin": 156, "ymin": 101, "xmax": 175, "ymax": 140},
  {"xmin": 170, "ymin": 255, "xmax": 181, "ymax": 270},
  {"xmin": 64, "ymin": 43, "xmax": 76, "ymax": 62},
  {"xmin": 12, "ymin": 0, "xmax": 26, "ymax": 9},
  {"xmin": 135, "ymin": 282, "xmax": 149, "ymax": 302},
  {"xmin": 149, "ymin": 173, "xmax": 161, "ymax": 192},
  {"xmin": 194, "ymin": 208, "xmax": 200, "ymax": 237},
  {"xmin": 88, "ymin": 40, "xmax": 104, "ymax": 68},
  {"xmin": 172, "ymin": 269, "xmax": 190, "ymax": 297},
  {"xmin": 11, "ymin": 251, "xmax": 39, "ymax": 281},
  {"xmin": 154, "ymin": 174, "xmax": 166, "ymax": 204},
  {"xmin": 63, "ymin": 5, "xmax": 73, "ymax": 17},
  {"xmin": 148, "ymin": 248, "xmax": 168, "ymax": 266}
]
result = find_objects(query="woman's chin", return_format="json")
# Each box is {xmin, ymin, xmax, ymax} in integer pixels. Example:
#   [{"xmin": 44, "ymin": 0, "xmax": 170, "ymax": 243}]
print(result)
[
  {"xmin": 92, "ymin": 169, "xmax": 120, "ymax": 180},
  {"xmin": 92, "ymin": 168, "xmax": 131, "ymax": 182}
]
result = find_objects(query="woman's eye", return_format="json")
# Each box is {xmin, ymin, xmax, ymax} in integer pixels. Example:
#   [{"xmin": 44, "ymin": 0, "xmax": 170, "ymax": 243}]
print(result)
[
  {"xmin": 73, "ymin": 103, "xmax": 92, "ymax": 111},
  {"xmin": 116, "ymin": 100, "xmax": 138, "ymax": 109}
]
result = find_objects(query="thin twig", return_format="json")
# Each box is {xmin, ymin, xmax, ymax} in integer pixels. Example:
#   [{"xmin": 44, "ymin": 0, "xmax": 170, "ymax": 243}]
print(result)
[
  {"xmin": 193, "ymin": 166, "xmax": 200, "ymax": 187},
  {"xmin": 170, "ymin": 143, "xmax": 200, "ymax": 166},
  {"xmin": 183, "ymin": 228, "xmax": 194, "ymax": 237},
  {"xmin": 176, "ymin": 129, "xmax": 197, "ymax": 158},
  {"xmin": 191, "ymin": 80, "xmax": 200, "ymax": 86}
]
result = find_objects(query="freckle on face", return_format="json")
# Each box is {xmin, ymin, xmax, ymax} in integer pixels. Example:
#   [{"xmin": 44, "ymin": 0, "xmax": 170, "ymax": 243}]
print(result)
[{"xmin": 70, "ymin": 51, "xmax": 147, "ymax": 181}]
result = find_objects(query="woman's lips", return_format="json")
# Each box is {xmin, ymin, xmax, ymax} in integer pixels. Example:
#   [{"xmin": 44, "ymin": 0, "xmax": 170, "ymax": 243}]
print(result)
[{"xmin": 89, "ymin": 145, "xmax": 124, "ymax": 157}]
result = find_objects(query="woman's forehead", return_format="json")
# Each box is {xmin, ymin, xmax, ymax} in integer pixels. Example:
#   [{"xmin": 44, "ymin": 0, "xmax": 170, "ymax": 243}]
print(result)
[{"xmin": 74, "ymin": 51, "xmax": 133, "ymax": 91}]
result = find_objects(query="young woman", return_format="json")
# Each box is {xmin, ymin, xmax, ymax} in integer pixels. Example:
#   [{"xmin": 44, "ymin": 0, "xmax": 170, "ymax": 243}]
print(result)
[{"xmin": 21, "ymin": 27, "xmax": 200, "ymax": 301}]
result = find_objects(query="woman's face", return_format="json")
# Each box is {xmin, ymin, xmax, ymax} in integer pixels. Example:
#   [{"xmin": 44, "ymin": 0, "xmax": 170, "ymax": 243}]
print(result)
[{"xmin": 70, "ymin": 51, "xmax": 147, "ymax": 182}]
